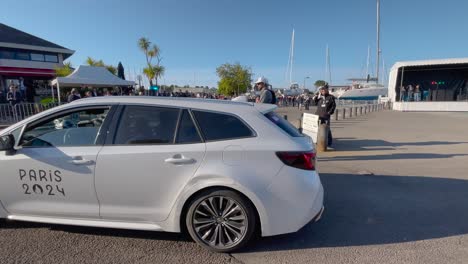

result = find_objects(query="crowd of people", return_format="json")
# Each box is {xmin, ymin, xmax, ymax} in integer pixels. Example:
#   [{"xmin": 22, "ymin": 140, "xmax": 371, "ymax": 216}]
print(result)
[
  {"xmin": 66, "ymin": 88, "xmax": 225, "ymax": 103},
  {"xmin": 399, "ymin": 84, "xmax": 423, "ymax": 102},
  {"xmin": 253, "ymin": 76, "xmax": 336, "ymax": 148}
]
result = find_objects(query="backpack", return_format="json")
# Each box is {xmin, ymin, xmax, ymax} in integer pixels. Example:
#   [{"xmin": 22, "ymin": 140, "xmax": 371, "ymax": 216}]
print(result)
[{"xmin": 269, "ymin": 89, "xmax": 277, "ymax": 104}]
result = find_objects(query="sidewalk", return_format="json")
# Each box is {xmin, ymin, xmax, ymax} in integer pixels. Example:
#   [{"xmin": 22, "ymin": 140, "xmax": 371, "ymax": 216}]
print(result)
[{"xmin": 236, "ymin": 109, "xmax": 468, "ymax": 264}]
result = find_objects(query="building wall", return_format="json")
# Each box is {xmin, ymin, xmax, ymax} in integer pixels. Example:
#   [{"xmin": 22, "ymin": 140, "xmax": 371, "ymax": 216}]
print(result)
[
  {"xmin": 0, "ymin": 58, "xmax": 62, "ymax": 70},
  {"xmin": 393, "ymin": 102, "xmax": 468, "ymax": 112}
]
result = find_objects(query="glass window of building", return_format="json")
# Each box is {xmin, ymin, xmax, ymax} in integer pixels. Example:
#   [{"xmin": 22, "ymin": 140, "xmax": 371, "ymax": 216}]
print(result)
[
  {"xmin": 44, "ymin": 54, "xmax": 59, "ymax": 63},
  {"xmin": 16, "ymin": 52, "xmax": 30, "ymax": 60},
  {"xmin": 0, "ymin": 50, "xmax": 15, "ymax": 59},
  {"xmin": 30, "ymin": 53, "xmax": 45, "ymax": 61}
]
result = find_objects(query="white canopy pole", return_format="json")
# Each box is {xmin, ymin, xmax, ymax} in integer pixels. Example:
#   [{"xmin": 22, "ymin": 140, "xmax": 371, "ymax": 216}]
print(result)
[
  {"xmin": 51, "ymin": 83, "xmax": 55, "ymax": 102},
  {"xmin": 57, "ymin": 81, "xmax": 61, "ymax": 104}
]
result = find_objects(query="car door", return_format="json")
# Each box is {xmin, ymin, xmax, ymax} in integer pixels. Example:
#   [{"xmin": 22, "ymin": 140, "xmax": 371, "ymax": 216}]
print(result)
[
  {"xmin": 0, "ymin": 105, "xmax": 114, "ymax": 219},
  {"xmin": 95, "ymin": 106, "xmax": 206, "ymax": 222}
]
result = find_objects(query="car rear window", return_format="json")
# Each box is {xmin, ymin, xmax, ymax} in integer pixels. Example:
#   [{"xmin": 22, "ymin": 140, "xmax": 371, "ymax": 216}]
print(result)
[
  {"xmin": 192, "ymin": 110, "xmax": 254, "ymax": 141},
  {"xmin": 264, "ymin": 111, "xmax": 303, "ymax": 137}
]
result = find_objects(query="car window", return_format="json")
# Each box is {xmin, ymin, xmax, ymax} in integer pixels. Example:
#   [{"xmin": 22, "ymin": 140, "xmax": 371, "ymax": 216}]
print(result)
[
  {"xmin": 264, "ymin": 111, "xmax": 303, "ymax": 137},
  {"xmin": 176, "ymin": 110, "xmax": 202, "ymax": 144},
  {"xmin": 192, "ymin": 110, "xmax": 254, "ymax": 141},
  {"xmin": 114, "ymin": 105, "xmax": 179, "ymax": 145},
  {"xmin": 10, "ymin": 126, "xmax": 23, "ymax": 146},
  {"xmin": 20, "ymin": 108, "xmax": 110, "ymax": 147}
]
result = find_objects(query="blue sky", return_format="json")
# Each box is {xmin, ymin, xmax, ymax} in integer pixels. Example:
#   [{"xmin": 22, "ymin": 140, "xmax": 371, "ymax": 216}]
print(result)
[{"xmin": 3, "ymin": 0, "xmax": 468, "ymax": 88}]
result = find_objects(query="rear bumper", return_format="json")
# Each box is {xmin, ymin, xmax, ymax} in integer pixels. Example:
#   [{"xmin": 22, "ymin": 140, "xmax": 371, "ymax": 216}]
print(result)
[{"xmin": 260, "ymin": 166, "xmax": 324, "ymax": 237}]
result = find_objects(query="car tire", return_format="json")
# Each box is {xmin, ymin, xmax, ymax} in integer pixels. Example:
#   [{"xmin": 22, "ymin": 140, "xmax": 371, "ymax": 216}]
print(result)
[{"xmin": 186, "ymin": 189, "xmax": 257, "ymax": 253}]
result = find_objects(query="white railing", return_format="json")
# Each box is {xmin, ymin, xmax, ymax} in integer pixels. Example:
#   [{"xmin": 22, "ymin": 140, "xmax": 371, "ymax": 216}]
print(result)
[{"xmin": 0, "ymin": 103, "xmax": 60, "ymax": 124}]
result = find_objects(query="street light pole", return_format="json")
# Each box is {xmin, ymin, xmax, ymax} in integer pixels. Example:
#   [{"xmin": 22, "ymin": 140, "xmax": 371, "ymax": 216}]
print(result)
[{"xmin": 303, "ymin": 76, "xmax": 310, "ymax": 89}]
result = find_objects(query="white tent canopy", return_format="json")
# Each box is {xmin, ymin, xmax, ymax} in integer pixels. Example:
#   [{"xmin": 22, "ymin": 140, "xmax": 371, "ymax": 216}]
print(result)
[{"xmin": 51, "ymin": 65, "xmax": 135, "ymax": 103}]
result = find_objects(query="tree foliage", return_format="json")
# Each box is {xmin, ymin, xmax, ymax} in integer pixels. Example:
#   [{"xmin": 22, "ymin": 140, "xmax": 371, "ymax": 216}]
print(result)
[
  {"xmin": 138, "ymin": 37, "xmax": 164, "ymax": 88},
  {"xmin": 86, "ymin": 57, "xmax": 117, "ymax": 75},
  {"xmin": 117, "ymin": 62, "xmax": 125, "ymax": 80},
  {"xmin": 314, "ymin": 80, "xmax": 327, "ymax": 88},
  {"xmin": 55, "ymin": 61, "xmax": 73, "ymax": 77},
  {"xmin": 216, "ymin": 63, "xmax": 252, "ymax": 96}
]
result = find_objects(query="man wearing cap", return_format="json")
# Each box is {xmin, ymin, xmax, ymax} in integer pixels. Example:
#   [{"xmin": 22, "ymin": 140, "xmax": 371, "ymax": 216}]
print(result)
[
  {"xmin": 313, "ymin": 84, "xmax": 336, "ymax": 147},
  {"xmin": 255, "ymin": 77, "xmax": 275, "ymax": 104}
]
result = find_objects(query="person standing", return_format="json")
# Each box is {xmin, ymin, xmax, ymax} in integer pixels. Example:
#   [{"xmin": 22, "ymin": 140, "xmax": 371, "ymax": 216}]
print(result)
[
  {"xmin": 399, "ymin": 85, "xmax": 406, "ymax": 102},
  {"xmin": 313, "ymin": 84, "xmax": 336, "ymax": 147},
  {"xmin": 255, "ymin": 77, "xmax": 276, "ymax": 104},
  {"xmin": 67, "ymin": 88, "xmax": 81, "ymax": 103},
  {"xmin": 84, "ymin": 91, "xmax": 93, "ymax": 98},
  {"xmin": 7, "ymin": 85, "xmax": 22, "ymax": 106},
  {"xmin": 305, "ymin": 94, "xmax": 311, "ymax": 110},
  {"xmin": 414, "ymin": 84, "xmax": 421, "ymax": 101},
  {"xmin": 407, "ymin": 84, "xmax": 414, "ymax": 101},
  {"xmin": 7, "ymin": 85, "xmax": 22, "ymax": 120}
]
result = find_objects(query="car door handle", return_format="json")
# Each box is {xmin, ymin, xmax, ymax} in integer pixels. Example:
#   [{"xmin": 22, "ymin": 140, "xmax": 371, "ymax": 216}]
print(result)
[
  {"xmin": 69, "ymin": 157, "xmax": 95, "ymax": 166},
  {"xmin": 165, "ymin": 155, "xmax": 195, "ymax": 165}
]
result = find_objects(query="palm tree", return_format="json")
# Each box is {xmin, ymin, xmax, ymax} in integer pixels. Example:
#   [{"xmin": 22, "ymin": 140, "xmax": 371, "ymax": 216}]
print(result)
[
  {"xmin": 86, "ymin": 57, "xmax": 96, "ymax": 66},
  {"xmin": 143, "ymin": 66, "xmax": 155, "ymax": 87},
  {"xmin": 106, "ymin": 65, "xmax": 117, "ymax": 75},
  {"xmin": 154, "ymin": 65, "xmax": 165, "ymax": 85},
  {"xmin": 86, "ymin": 57, "xmax": 105, "ymax": 67},
  {"xmin": 138, "ymin": 37, "xmax": 151, "ymax": 65},
  {"xmin": 139, "ymin": 38, "xmax": 164, "ymax": 91},
  {"xmin": 55, "ymin": 61, "xmax": 73, "ymax": 77}
]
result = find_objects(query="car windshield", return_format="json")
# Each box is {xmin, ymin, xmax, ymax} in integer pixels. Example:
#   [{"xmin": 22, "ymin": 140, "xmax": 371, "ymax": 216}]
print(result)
[{"xmin": 264, "ymin": 111, "xmax": 303, "ymax": 137}]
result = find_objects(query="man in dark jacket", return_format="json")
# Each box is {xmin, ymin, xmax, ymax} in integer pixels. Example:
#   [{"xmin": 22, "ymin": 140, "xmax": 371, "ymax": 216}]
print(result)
[
  {"xmin": 313, "ymin": 84, "xmax": 336, "ymax": 147},
  {"xmin": 67, "ymin": 88, "xmax": 81, "ymax": 103},
  {"xmin": 6, "ymin": 85, "xmax": 22, "ymax": 106}
]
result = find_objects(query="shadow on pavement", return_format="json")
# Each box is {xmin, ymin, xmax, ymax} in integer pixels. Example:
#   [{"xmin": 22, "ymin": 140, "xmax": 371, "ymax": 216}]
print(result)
[
  {"xmin": 246, "ymin": 173, "xmax": 468, "ymax": 252},
  {"xmin": 333, "ymin": 138, "xmax": 468, "ymax": 152},
  {"xmin": 4, "ymin": 173, "xmax": 468, "ymax": 253},
  {"xmin": 0, "ymin": 220, "xmax": 191, "ymax": 242},
  {"xmin": 319, "ymin": 153, "xmax": 468, "ymax": 161}
]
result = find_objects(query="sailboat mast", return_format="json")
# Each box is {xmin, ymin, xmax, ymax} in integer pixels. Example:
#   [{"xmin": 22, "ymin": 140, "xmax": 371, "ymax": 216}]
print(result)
[
  {"xmin": 289, "ymin": 29, "xmax": 295, "ymax": 85},
  {"xmin": 326, "ymin": 45, "xmax": 332, "ymax": 85},
  {"xmin": 375, "ymin": 0, "xmax": 381, "ymax": 84},
  {"xmin": 366, "ymin": 45, "xmax": 370, "ymax": 78}
]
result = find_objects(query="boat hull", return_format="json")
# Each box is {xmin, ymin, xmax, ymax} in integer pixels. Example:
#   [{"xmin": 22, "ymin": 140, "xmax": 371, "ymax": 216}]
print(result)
[{"xmin": 337, "ymin": 87, "xmax": 387, "ymax": 100}]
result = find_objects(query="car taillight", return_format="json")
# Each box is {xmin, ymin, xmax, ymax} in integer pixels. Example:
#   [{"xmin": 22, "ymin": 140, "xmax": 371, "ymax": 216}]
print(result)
[{"xmin": 276, "ymin": 151, "xmax": 316, "ymax": 171}]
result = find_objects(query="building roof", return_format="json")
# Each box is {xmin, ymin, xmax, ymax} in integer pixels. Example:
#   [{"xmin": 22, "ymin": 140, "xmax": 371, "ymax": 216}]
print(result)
[
  {"xmin": 391, "ymin": 57, "xmax": 468, "ymax": 70},
  {"xmin": 0, "ymin": 23, "xmax": 74, "ymax": 57}
]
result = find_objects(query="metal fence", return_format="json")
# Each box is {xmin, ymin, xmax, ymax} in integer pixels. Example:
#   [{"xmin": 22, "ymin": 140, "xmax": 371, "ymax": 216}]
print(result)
[{"xmin": 0, "ymin": 103, "xmax": 60, "ymax": 124}]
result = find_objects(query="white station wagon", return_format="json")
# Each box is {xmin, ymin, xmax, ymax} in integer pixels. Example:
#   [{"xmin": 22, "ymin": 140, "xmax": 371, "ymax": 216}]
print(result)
[{"xmin": 0, "ymin": 97, "xmax": 324, "ymax": 252}]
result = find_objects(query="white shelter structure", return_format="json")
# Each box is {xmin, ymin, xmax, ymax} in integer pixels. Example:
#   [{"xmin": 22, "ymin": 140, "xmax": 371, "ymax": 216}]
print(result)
[
  {"xmin": 388, "ymin": 58, "xmax": 468, "ymax": 111},
  {"xmin": 51, "ymin": 65, "xmax": 135, "ymax": 103}
]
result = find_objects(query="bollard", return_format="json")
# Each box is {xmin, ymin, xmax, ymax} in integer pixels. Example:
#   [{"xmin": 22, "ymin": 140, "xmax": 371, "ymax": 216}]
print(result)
[
  {"xmin": 359, "ymin": 106, "xmax": 362, "ymax": 115},
  {"xmin": 297, "ymin": 118, "xmax": 303, "ymax": 134},
  {"xmin": 284, "ymin": 115, "xmax": 288, "ymax": 121},
  {"xmin": 335, "ymin": 110, "xmax": 339, "ymax": 121},
  {"xmin": 342, "ymin": 108, "xmax": 346, "ymax": 119},
  {"xmin": 350, "ymin": 107, "xmax": 353, "ymax": 118},
  {"xmin": 316, "ymin": 123, "xmax": 329, "ymax": 152}
]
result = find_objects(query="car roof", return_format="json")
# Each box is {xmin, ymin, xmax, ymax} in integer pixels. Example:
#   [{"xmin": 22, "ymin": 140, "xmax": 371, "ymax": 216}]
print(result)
[
  {"xmin": 68, "ymin": 96, "xmax": 277, "ymax": 114},
  {"xmin": 0, "ymin": 97, "xmax": 278, "ymax": 135}
]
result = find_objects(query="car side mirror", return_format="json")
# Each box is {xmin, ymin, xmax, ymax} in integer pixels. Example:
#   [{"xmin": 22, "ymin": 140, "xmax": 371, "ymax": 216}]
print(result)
[{"xmin": 0, "ymin": 134, "xmax": 16, "ymax": 155}]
